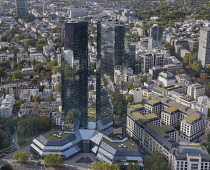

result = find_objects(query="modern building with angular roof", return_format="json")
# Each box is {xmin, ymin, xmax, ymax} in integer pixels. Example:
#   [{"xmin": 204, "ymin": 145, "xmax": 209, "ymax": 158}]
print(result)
[{"xmin": 30, "ymin": 129, "xmax": 143, "ymax": 167}]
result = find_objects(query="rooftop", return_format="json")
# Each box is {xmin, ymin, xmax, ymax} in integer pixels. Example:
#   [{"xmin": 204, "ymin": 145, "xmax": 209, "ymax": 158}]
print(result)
[
  {"xmin": 148, "ymin": 98, "xmax": 161, "ymax": 104},
  {"xmin": 147, "ymin": 123, "xmax": 166, "ymax": 136},
  {"xmin": 43, "ymin": 131, "xmax": 71, "ymax": 141},
  {"xmin": 154, "ymin": 86, "xmax": 167, "ymax": 92},
  {"xmin": 103, "ymin": 138, "xmax": 137, "ymax": 151},
  {"xmin": 131, "ymin": 104, "xmax": 144, "ymax": 109},
  {"xmin": 132, "ymin": 112, "xmax": 147, "ymax": 122},
  {"xmin": 185, "ymin": 114, "xmax": 199, "ymax": 122},
  {"xmin": 144, "ymin": 114, "xmax": 158, "ymax": 120},
  {"xmin": 178, "ymin": 146, "xmax": 209, "ymax": 157},
  {"xmin": 159, "ymin": 125, "xmax": 174, "ymax": 132},
  {"xmin": 166, "ymin": 106, "xmax": 179, "ymax": 112}
]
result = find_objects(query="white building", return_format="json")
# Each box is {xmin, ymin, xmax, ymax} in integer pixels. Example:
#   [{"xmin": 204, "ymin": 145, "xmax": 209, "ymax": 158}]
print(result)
[
  {"xmin": 129, "ymin": 88, "xmax": 142, "ymax": 103},
  {"xmin": 69, "ymin": 8, "xmax": 87, "ymax": 18},
  {"xmin": 187, "ymin": 83, "xmax": 205, "ymax": 100},
  {"xmin": 158, "ymin": 71, "xmax": 176, "ymax": 87}
]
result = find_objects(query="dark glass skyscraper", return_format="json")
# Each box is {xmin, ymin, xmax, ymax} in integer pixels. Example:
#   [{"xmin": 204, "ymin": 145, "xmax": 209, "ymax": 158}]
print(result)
[
  {"xmin": 15, "ymin": 0, "xmax": 28, "ymax": 18},
  {"xmin": 61, "ymin": 20, "xmax": 88, "ymax": 129},
  {"xmin": 96, "ymin": 20, "xmax": 127, "ymax": 136}
]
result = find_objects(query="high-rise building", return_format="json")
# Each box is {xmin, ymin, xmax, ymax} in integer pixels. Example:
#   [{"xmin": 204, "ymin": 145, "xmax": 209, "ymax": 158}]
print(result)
[
  {"xmin": 15, "ymin": 0, "xmax": 28, "ymax": 18},
  {"xmin": 96, "ymin": 20, "xmax": 127, "ymax": 136},
  {"xmin": 61, "ymin": 20, "xmax": 88, "ymax": 129},
  {"xmin": 148, "ymin": 24, "xmax": 163, "ymax": 50},
  {"xmin": 198, "ymin": 27, "xmax": 210, "ymax": 68}
]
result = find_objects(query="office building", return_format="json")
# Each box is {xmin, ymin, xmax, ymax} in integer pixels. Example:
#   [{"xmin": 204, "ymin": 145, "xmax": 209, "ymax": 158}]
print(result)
[
  {"xmin": 30, "ymin": 129, "xmax": 143, "ymax": 167},
  {"xmin": 96, "ymin": 20, "xmax": 127, "ymax": 136},
  {"xmin": 61, "ymin": 20, "xmax": 88, "ymax": 129},
  {"xmin": 198, "ymin": 27, "xmax": 210, "ymax": 68},
  {"xmin": 187, "ymin": 83, "xmax": 205, "ymax": 100},
  {"xmin": 141, "ymin": 52, "xmax": 165, "ymax": 73},
  {"xmin": 148, "ymin": 24, "xmax": 163, "ymax": 50},
  {"xmin": 15, "ymin": 0, "xmax": 28, "ymax": 18},
  {"xmin": 69, "ymin": 8, "xmax": 87, "ymax": 18}
]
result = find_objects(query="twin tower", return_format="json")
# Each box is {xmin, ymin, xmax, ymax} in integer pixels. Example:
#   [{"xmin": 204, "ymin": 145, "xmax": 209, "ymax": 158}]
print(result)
[{"xmin": 61, "ymin": 19, "xmax": 127, "ymax": 136}]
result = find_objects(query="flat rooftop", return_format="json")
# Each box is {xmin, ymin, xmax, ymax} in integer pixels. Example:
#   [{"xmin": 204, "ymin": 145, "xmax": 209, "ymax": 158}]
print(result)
[
  {"xmin": 178, "ymin": 146, "xmax": 209, "ymax": 156},
  {"xmin": 131, "ymin": 104, "xmax": 144, "ymax": 109},
  {"xmin": 159, "ymin": 125, "xmax": 174, "ymax": 132},
  {"xmin": 148, "ymin": 98, "xmax": 161, "ymax": 105},
  {"xmin": 166, "ymin": 106, "xmax": 179, "ymax": 112},
  {"xmin": 185, "ymin": 114, "xmax": 199, "ymax": 122},
  {"xmin": 103, "ymin": 138, "xmax": 137, "ymax": 151},
  {"xmin": 144, "ymin": 114, "xmax": 158, "ymax": 120},
  {"xmin": 43, "ymin": 131, "xmax": 72, "ymax": 141}
]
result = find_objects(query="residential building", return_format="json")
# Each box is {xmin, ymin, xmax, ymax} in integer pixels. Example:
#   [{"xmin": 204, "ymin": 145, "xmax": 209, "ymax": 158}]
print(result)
[
  {"xmin": 198, "ymin": 27, "xmax": 210, "ymax": 68},
  {"xmin": 61, "ymin": 19, "xmax": 88, "ymax": 129},
  {"xmin": 174, "ymin": 146, "xmax": 210, "ymax": 170}
]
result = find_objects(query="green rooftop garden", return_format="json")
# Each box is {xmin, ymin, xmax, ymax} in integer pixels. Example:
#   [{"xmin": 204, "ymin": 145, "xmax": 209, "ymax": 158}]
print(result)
[
  {"xmin": 166, "ymin": 106, "xmax": 179, "ymax": 112},
  {"xmin": 43, "ymin": 131, "xmax": 71, "ymax": 141},
  {"xmin": 148, "ymin": 123, "xmax": 166, "ymax": 136},
  {"xmin": 103, "ymin": 138, "xmax": 137, "ymax": 151},
  {"xmin": 159, "ymin": 125, "xmax": 174, "ymax": 131},
  {"xmin": 148, "ymin": 98, "xmax": 161, "ymax": 104}
]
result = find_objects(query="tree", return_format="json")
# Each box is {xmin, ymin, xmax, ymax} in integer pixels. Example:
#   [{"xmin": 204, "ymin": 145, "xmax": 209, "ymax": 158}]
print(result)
[
  {"xmin": 12, "ymin": 70, "xmax": 23, "ymax": 80},
  {"xmin": 144, "ymin": 152, "xmax": 169, "ymax": 170},
  {"xmin": 39, "ymin": 115, "xmax": 50, "ymax": 130},
  {"xmin": 1, "ymin": 164, "xmax": 13, "ymax": 170},
  {"xmin": 17, "ymin": 115, "xmax": 40, "ymax": 137},
  {"xmin": 175, "ymin": 69, "xmax": 186, "ymax": 75},
  {"xmin": 128, "ymin": 82, "xmax": 137, "ymax": 90},
  {"xmin": 52, "ymin": 65, "xmax": 61, "ymax": 73},
  {"xmin": 127, "ymin": 163, "xmax": 139, "ymax": 170},
  {"xmin": 32, "ymin": 96, "xmax": 41, "ymax": 102},
  {"xmin": 141, "ymin": 75, "xmax": 147, "ymax": 83},
  {"xmin": 46, "ymin": 95, "xmax": 54, "ymax": 101},
  {"xmin": 54, "ymin": 83, "xmax": 61, "ymax": 92},
  {"xmin": 13, "ymin": 48, "xmax": 20, "ymax": 56},
  {"xmin": 207, "ymin": 132, "xmax": 210, "ymax": 142},
  {"xmin": 24, "ymin": 39, "xmax": 36, "ymax": 49},
  {"xmin": 34, "ymin": 64, "xmax": 44, "ymax": 73},
  {"xmin": 184, "ymin": 54, "xmax": 196, "ymax": 66},
  {"xmin": 90, "ymin": 162, "xmax": 120, "ymax": 170},
  {"xmin": 127, "ymin": 94, "xmax": 134, "ymax": 104},
  {"xmin": 200, "ymin": 73, "xmax": 209, "ymax": 81},
  {"xmin": 200, "ymin": 140, "xmax": 210, "ymax": 154},
  {"xmin": 13, "ymin": 151, "xmax": 28, "ymax": 163},
  {"xmin": 0, "ymin": 129, "xmax": 8, "ymax": 146},
  {"xmin": 15, "ymin": 100, "xmax": 24, "ymax": 110},
  {"xmin": 44, "ymin": 155, "xmax": 63, "ymax": 167},
  {"xmin": 192, "ymin": 61, "xmax": 202, "ymax": 74},
  {"xmin": 47, "ymin": 60, "xmax": 58, "ymax": 71},
  {"xmin": 66, "ymin": 109, "xmax": 77, "ymax": 123},
  {"xmin": 0, "ymin": 68, "xmax": 6, "ymax": 81}
]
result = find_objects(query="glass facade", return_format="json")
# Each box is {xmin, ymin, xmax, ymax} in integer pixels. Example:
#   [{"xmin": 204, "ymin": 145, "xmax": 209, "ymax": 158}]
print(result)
[
  {"xmin": 96, "ymin": 21, "xmax": 127, "ymax": 136},
  {"xmin": 16, "ymin": 0, "xmax": 28, "ymax": 17},
  {"xmin": 61, "ymin": 20, "xmax": 88, "ymax": 129}
]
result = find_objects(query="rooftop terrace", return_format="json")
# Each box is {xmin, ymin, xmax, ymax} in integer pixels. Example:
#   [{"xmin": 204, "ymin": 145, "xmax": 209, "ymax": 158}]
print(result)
[
  {"xmin": 148, "ymin": 98, "xmax": 161, "ymax": 105},
  {"xmin": 43, "ymin": 131, "xmax": 72, "ymax": 141},
  {"xmin": 103, "ymin": 138, "xmax": 137, "ymax": 151}
]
